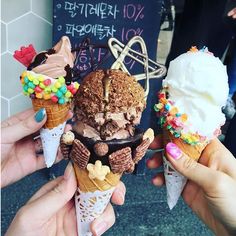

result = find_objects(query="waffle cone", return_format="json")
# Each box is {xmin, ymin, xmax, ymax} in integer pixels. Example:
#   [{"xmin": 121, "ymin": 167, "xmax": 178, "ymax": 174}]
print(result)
[
  {"xmin": 32, "ymin": 99, "xmax": 70, "ymax": 129},
  {"xmin": 163, "ymin": 129, "xmax": 207, "ymax": 161},
  {"xmin": 73, "ymin": 164, "xmax": 121, "ymax": 192}
]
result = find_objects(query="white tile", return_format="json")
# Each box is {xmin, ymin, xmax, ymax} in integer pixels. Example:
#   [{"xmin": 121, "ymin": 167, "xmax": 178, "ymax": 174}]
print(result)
[
  {"xmin": 32, "ymin": 0, "xmax": 53, "ymax": 23},
  {"xmin": 1, "ymin": 0, "xmax": 31, "ymax": 23},
  {"xmin": 1, "ymin": 53, "xmax": 24, "ymax": 99},
  {"xmin": 8, "ymin": 13, "xmax": 52, "ymax": 53},
  {"xmin": 1, "ymin": 97, "xmax": 9, "ymax": 121},
  {"xmin": 1, "ymin": 22, "xmax": 7, "ymax": 53}
]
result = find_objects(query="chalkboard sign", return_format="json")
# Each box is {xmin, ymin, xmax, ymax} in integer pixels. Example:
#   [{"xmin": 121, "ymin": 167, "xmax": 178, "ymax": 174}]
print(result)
[
  {"xmin": 53, "ymin": 0, "xmax": 162, "ymax": 75},
  {"xmin": 53, "ymin": 0, "xmax": 164, "ymax": 174}
]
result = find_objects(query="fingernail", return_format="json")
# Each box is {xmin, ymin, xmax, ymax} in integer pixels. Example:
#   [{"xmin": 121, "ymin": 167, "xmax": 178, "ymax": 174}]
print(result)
[
  {"xmin": 166, "ymin": 142, "xmax": 182, "ymax": 160},
  {"xmin": 114, "ymin": 188, "xmax": 125, "ymax": 203},
  {"xmin": 94, "ymin": 222, "xmax": 108, "ymax": 236},
  {"xmin": 34, "ymin": 108, "xmax": 46, "ymax": 122},
  {"xmin": 64, "ymin": 162, "xmax": 73, "ymax": 180}
]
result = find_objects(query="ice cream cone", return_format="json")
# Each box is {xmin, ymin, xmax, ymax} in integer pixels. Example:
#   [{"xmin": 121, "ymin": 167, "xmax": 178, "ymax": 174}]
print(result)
[
  {"xmin": 162, "ymin": 129, "xmax": 207, "ymax": 209},
  {"xmin": 14, "ymin": 36, "xmax": 79, "ymax": 168},
  {"xmin": 32, "ymin": 99, "xmax": 70, "ymax": 167},
  {"xmin": 73, "ymin": 164, "xmax": 121, "ymax": 236},
  {"xmin": 31, "ymin": 99, "xmax": 70, "ymax": 129}
]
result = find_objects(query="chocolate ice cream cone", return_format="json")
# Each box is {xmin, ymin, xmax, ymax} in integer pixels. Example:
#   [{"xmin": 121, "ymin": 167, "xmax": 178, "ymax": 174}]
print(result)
[{"xmin": 73, "ymin": 165, "xmax": 121, "ymax": 236}]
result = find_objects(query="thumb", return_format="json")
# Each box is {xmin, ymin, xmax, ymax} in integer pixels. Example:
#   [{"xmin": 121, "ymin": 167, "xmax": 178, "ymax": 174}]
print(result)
[
  {"xmin": 3, "ymin": 108, "xmax": 47, "ymax": 143},
  {"xmin": 165, "ymin": 142, "xmax": 218, "ymax": 191},
  {"xmin": 22, "ymin": 162, "xmax": 77, "ymax": 221}
]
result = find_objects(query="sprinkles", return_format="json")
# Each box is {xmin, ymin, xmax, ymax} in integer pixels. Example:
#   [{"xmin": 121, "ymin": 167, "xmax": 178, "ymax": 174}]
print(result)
[
  {"xmin": 20, "ymin": 71, "xmax": 79, "ymax": 104},
  {"xmin": 154, "ymin": 88, "xmax": 207, "ymax": 145}
]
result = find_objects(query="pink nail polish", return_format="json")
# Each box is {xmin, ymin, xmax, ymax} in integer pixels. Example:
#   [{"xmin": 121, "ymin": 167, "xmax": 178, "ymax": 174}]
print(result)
[{"xmin": 166, "ymin": 142, "xmax": 182, "ymax": 159}]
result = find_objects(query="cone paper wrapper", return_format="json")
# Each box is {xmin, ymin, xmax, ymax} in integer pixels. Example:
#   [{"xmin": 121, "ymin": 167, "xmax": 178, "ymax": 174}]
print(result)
[
  {"xmin": 32, "ymin": 99, "xmax": 70, "ymax": 167},
  {"xmin": 73, "ymin": 164, "xmax": 121, "ymax": 236},
  {"xmin": 163, "ymin": 155, "xmax": 187, "ymax": 209},
  {"xmin": 75, "ymin": 187, "xmax": 115, "ymax": 236},
  {"xmin": 40, "ymin": 122, "xmax": 66, "ymax": 167},
  {"xmin": 162, "ymin": 129, "xmax": 207, "ymax": 209}
]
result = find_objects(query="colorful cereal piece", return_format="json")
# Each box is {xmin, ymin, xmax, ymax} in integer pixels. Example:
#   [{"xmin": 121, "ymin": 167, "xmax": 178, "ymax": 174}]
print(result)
[
  {"xmin": 33, "ymin": 78, "xmax": 39, "ymax": 85},
  {"xmin": 180, "ymin": 114, "xmax": 188, "ymax": 122},
  {"xmin": 28, "ymin": 82, "xmax": 35, "ymax": 89},
  {"xmin": 39, "ymin": 83, "xmax": 46, "ymax": 89},
  {"xmin": 36, "ymin": 93, "xmax": 43, "ymax": 99},
  {"xmin": 55, "ymin": 81, "xmax": 61, "ymax": 88},
  {"xmin": 65, "ymin": 91, "xmax": 72, "ymax": 98},
  {"xmin": 24, "ymin": 77, "xmax": 29, "ymax": 83},
  {"xmin": 43, "ymin": 93, "xmax": 51, "ymax": 100},
  {"xmin": 170, "ymin": 107, "xmax": 178, "ymax": 116},
  {"xmin": 44, "ymin": 79, "xmax": 51, "ymax": 86},
  {"xmin": 74, "ymin": 82, "xmax": 79, "ymax": 89},
  {"xmin": 51, "ymin": 86, "xmax": 58, "ymax": 93},
  {"xmin": 28, "ymin": 74, "xmax": 33, "ymax": 81},
  {"xmin": 56, "ymin": 90, "xmax": 63, "ymax": 98},
  {"xmin": 21, "ymin": 71, "xmax": 28, "ymax": 78},
  {"xmin": 60, "ymin": 85, "xmax": 67, "ymax": 94},
  {"xmin": 58, "ymin": 98, "xmax": 65, "ymax": 104},
  {"xmin": 23, "ymin": 85, "xmax": 28, "ymax": 92},
  {"xmin": 35, "ymin": 86, "xmax": 42, "ymax": 93},
  {"xmin": 38, "ymin": 76, "xmax": 44, "ymax": 82},
  {"xmin": 51, "ymin": 95, "xmax": 58, "ymax": 103},
  {"xmin": 58, "ymin": 76, "xmax": 65, "ymax": 84},
  {"xmin": 28, "ymin": 88, "xmax": 34, "ymax": 94},
  {"xmin": 71, "ymin": 88, "xmax": 77, "ymax": 95},
  {"xmin": 44, "ymin": 87, "xmax": 51, "ymax": 94}
]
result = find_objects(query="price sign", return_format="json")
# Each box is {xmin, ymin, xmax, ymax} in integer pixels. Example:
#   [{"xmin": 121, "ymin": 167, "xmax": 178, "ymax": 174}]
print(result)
[{"xmin": 53, "ymin": 0, "xmax": 162, "ymax": 74}]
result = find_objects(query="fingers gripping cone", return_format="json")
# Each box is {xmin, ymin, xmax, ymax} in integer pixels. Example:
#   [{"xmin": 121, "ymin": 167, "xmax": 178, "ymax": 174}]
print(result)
[
  {"xmin": 74, "ymin": 165, "xmax": 121, "ymax": 236},
  {"xmin": 163, "ymin": 129, "xmax": 207, "ymax": 209},
  {"xmin": 60, "ymin": 128, "xmax": 153, "ymax": 236},
  {"xmin": 32, "ymin": 99, "xmax": 70, "ymax": 167}
]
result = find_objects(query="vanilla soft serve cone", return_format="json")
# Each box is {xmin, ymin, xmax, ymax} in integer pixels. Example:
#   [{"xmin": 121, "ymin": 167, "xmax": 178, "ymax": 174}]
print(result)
[{"xmin": 154, "ymin": 47, "xmax": 229, "ymax": 209}]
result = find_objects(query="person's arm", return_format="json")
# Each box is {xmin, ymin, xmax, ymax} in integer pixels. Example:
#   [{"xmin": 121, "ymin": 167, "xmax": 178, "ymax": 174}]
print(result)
[
  {"xmin": 6, "ymin": 162, "xmax": 126, "ymax": 236},
  {"xmin": 148, "ymin": 137, "xmax": 236, "ymax": 236}
]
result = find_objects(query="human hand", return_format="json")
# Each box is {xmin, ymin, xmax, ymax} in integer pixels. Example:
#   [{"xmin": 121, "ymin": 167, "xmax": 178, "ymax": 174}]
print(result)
[
  {"xmin": 1, "ymin": 108, "xmax": 72, "ymax": 188},
  {"xmin": 6, "ymin": 162, "xmax": 126, "ymax": 236},
  {"xmin": 228, "ymin": 8, "xmax": 236, "ymax": 19},
  {"xmin": 147, "ymin": 136, "xmax": 236, "ymax": 236}
]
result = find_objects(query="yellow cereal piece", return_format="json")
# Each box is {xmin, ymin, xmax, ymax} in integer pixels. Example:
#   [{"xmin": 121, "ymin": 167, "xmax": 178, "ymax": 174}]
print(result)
[
  {"xmin": 38, "ymin": 76, "xmax": 44, "ymax": 82},
  {"xmin": 43, "ymin": 93, "xmax": 51, "ymax": 100},
  {"xmin": 156, "ymin": 103, "xmax": 164, "ymax": 109},
  {"xmin": 181, "ymin": 114, "xmax": 188, "ymax": 122},
  {"xmin": 36, "ymin": 93, "xmax": 43, "ymax": 99},
  {"xmin": 74, "ymin": 82, "xmax": 80, "ymax": 89},
  {"xmin": 21, "ymin": 71, "xmax": 28, "ymax": 78},
  {"xmin": 160, "ymin": 98, "xmax": 168, "ymax": 104},
  {"xmin": 170, "ymin": 107, "xmax": 178, "ymax": 116},
  {"xmin": 28, "ymin": 74, "xmax": 33, "ymax": 81}
]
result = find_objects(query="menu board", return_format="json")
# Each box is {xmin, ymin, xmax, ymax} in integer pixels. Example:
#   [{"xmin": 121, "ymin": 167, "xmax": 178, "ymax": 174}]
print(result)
[
  {"xmin": 53, "ymin": 0, "xmax": 163, "ymax": 174},
  {"xmin": 53, "ymin": 0, "xmax": 162, "ymax": 75}
]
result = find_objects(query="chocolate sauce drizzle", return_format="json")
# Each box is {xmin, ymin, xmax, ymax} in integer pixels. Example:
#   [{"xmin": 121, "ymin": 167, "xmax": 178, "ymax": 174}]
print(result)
[
  {"xmin": 64, "ymin": 64, "xmax": 73, "ymax": 85},
  {"xmin": 27, "ymin": 49, "xmax": 55, "ymax": 71}
]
